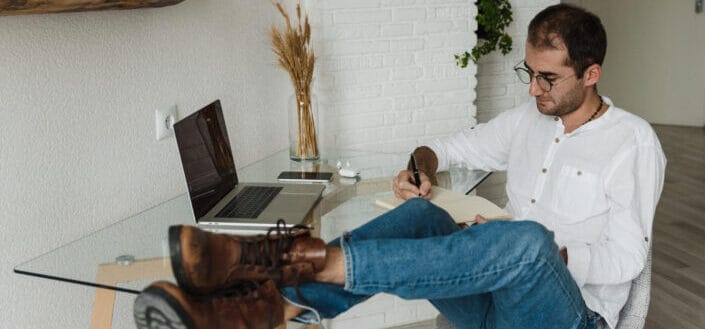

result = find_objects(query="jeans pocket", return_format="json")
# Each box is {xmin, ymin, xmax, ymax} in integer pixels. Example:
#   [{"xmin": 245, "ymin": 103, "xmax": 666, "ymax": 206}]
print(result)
[{"xmin": 584, "ymin": 309, "xmax": 601, "ymax": 329}]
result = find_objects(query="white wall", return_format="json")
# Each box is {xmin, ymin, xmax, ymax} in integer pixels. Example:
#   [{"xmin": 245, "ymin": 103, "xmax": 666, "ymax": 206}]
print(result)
[
  {"xmin": 310, "ymin": 0, "xmax": 478, "ymax": 153},
  {"xmin": 0, "ymin": 1, "xmax": 290, "ymax": 328},
  {"xmin": 563, "ymin": 0, "xmax": 705, "ymax": 127}
]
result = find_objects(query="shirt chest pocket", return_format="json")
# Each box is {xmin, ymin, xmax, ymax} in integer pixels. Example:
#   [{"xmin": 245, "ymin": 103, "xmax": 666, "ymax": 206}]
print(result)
[{"xmin": 551, "ymin": 165, "xmax": 607, "ymax": 222}]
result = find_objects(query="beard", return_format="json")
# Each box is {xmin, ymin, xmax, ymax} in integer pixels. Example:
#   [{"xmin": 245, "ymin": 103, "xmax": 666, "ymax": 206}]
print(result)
[{"xmin": 535, "ymin": 83, "xmax": 585, "ymax": 117}]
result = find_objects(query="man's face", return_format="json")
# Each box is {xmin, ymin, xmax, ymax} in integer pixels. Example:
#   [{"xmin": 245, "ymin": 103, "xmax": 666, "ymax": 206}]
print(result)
[{"xmin": 524, "ymin": 42, "xmax": 586, "ymax": 117}]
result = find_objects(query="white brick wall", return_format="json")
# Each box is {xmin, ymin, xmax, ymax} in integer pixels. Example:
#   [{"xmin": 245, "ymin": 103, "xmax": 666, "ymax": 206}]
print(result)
[{"xmin": 306, "ymin": 0, "xmax": 478, "ymax": 154}]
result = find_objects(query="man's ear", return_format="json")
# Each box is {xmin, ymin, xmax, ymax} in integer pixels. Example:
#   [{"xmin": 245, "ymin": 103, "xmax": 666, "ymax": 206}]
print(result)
[{"xmin": 583, "ymin": 63, "xmax": 602, "ymax": 87}]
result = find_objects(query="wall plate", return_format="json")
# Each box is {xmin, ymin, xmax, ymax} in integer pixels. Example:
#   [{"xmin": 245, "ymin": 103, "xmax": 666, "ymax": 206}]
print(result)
[{"xmin": 156, "ymin": 105, "xmax": 178, "ymax": 140}]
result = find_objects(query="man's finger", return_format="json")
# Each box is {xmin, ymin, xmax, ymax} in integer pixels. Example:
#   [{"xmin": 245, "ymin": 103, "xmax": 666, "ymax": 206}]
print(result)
[
  {"xmin": 475, "ymin": 214, "xmax": 487, "ymax": 224},
  {"xmin": 419, "ymin": 181, "xmax": 433, "ymax": 198},
  {"xmin": 393, "ymin": 172, "xmax": 423, "ymax": 200}
]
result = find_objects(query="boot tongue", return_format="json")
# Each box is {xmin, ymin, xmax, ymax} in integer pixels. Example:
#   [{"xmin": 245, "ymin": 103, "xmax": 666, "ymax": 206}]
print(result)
[
  {"xmin": 238, "ymin": 228, "xmax": 313, "ymax": 268},
  {"xmin": 286, "ymin": 236, "xmax": 327, "ymax": 272}
]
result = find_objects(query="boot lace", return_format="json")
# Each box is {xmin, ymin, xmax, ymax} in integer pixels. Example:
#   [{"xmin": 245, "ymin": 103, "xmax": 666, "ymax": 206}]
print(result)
[
  {"xmin": 237, "ymin": 219, "xmax": 311, "ymax": 270},
  {"xmin": 238, "ymin": 220, "xmax": 315, "ymax": 309}
]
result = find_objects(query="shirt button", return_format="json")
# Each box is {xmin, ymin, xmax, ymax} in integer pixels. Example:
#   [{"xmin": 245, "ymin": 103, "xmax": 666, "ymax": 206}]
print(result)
[
  {"xmin": 554, "ymin": 117, "xmax": 559, "ymax": 121},
  {"xmin": 555, "ymin": 138, "xmax": 560, "ymax": 143},
  {"xmin": 577, "ymin": 171, "xmax": 582, "ymax": 176},
  {"xmin": 530, "ymin": 198, "xmax": 536, "ymax": 204},
  {"xmin": 542, "ymin": 168, "xmax": 547, "ymax": 173}
]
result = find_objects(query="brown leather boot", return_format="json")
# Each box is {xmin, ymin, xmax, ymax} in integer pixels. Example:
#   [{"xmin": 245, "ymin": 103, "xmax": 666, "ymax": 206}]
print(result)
[
  {"xmin": 170, "ymin": 220, "xmax": 327, "ymax": 295},
  {"xmin": 133, "ymin": 280, "xmax": 284, "ymax": 329}
]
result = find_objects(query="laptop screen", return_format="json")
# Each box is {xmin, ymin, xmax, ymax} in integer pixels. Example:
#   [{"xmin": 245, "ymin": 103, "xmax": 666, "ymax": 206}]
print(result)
[{"xmin": 174, "ymin": 100, "xmax": 238, "ymax": 219}]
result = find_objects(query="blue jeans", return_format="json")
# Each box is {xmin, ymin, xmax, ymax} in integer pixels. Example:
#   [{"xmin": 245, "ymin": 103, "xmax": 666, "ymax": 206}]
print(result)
[{"xmin": 281, "ymin": 198, "xmax": 599, "ymax": 329}]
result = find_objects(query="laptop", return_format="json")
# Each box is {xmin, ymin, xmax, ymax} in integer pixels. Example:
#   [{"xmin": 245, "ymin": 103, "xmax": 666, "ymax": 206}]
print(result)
[{"xmin": 174, "ymin": 100, "xmax": 325, "ymax": 234}]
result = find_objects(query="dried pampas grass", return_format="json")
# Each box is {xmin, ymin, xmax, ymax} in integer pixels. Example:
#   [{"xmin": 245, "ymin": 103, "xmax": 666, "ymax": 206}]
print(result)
[{"xmin": 271, "ymin": 2, "xmax": 318, "ymax": 159}]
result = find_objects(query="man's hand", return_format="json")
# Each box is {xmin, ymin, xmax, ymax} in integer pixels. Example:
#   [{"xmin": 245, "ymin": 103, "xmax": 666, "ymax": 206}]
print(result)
[{"xmin": 393, "ymin": 170, "xmax": 433, "ymax": 200}]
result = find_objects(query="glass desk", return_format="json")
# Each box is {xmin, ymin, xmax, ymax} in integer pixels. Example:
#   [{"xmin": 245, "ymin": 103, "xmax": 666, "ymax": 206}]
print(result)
[{"xmin": 14, "ymin": 148, "xmax": 490, "ymax": 329}]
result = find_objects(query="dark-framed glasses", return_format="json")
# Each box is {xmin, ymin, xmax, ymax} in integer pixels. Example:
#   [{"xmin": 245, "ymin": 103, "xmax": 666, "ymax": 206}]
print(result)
[{"xmin": 513, "ymin": 61, "xmax": 575, "ymax": 92}]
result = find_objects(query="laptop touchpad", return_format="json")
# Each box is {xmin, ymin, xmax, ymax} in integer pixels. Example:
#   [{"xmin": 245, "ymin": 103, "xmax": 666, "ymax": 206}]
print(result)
[{"xmin": 263, "ymin": 194, "xmax": 318, "ymax": 218}]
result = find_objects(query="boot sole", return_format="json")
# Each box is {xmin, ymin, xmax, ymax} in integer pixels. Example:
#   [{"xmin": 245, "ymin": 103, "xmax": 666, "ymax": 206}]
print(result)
[
  {"xmin": 133, "ymin": 285, "xmax": 196, "ymax": 329},
  {"xmin": 169, "ymin": 226, "xmax": 191, "ymax": 292}
]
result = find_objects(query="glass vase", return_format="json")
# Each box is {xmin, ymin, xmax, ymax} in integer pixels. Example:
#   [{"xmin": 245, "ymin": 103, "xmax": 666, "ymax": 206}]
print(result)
[{"xmin": 288, "ymin": 90, "xmax": 320, "ymax": 161}]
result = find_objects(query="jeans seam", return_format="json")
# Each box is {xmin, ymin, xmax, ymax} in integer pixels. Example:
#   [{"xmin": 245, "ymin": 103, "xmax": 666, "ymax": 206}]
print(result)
[
  {"xmin": 351, "ymin": 255, "xmax": 584, "ymax": 326},
  {"xmin": 280, "ymin": 294, "xmax": 323, "ymax": 325},
  {"xmin": 341, "ymin": 232, "xmax": 355, "ymax": 291},
  {"xmin": 541, "ymin": 256, "xmax": 584, "ymax": 319},
  {"xmin": 352, "ymin": 259, "xmax": 537, "ymax": 291}
]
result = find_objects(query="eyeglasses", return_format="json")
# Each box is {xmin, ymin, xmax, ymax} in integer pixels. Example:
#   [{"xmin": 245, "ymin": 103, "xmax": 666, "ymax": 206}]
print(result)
[{"xmin": 513, "ymin": 61, "xmax": 576, "ymax": 92}]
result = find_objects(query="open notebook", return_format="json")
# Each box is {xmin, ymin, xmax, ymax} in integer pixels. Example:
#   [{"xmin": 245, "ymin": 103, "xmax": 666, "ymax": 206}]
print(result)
[{"xmin": 375, "ymin": 186, "xmax": 510, "ymax": 224}]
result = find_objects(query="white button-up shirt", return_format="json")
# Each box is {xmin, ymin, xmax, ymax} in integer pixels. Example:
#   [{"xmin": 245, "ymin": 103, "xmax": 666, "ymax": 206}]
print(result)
[{"xmin": 428, "ymin": 97, "xmax": 666, "ymax": 329}]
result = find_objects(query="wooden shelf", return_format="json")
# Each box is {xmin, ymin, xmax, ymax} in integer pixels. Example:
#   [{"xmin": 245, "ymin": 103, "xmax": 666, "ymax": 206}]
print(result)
[{"xmin": 0, "ymin": 0, "xmax": 185, "ymax": 16}]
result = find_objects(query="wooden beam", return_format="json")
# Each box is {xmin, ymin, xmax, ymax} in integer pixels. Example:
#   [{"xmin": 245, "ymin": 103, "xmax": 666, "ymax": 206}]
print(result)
[
  {"xmin": 0, "ymin": 0, "xmax": 185, "ymax": 16},
  {"xmin": 90, "ymin": 257, "xmax": 172, "ymax": 329}
]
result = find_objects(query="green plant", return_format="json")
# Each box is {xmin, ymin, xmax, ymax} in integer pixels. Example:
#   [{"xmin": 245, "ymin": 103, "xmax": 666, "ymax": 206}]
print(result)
[{"xmin": 455, "ymin": 0, "xmax": 513, "ymax": 68}]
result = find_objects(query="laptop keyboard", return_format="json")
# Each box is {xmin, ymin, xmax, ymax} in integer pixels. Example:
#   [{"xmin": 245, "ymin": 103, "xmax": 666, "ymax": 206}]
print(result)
[{"xmin": 216, "ymin": 186, "xmax": 283, "ymax": 219}]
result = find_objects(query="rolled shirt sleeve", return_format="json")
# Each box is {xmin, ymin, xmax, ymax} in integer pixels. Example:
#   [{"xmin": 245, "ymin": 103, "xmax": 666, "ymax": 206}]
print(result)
[{"xmin": 428, "ymin": 105, "xmax": 526, "ymax": 173}]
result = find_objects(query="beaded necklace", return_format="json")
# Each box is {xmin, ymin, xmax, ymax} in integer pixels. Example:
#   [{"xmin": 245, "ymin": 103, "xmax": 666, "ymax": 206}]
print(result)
[{"xmin": 583, "ymin": 96, "xmax": 604, "ymax": 125}]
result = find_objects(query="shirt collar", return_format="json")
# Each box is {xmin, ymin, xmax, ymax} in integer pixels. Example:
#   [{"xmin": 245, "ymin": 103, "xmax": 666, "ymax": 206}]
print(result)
[{"xmin": 550, "ymin": 96, "xmax": 616, "ymax": 135}]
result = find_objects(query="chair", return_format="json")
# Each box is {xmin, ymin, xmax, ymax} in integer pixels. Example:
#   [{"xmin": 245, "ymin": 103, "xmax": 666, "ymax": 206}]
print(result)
[{"xmin": 435, "ymin": 247, "xmax": 653, "ymax": 329}]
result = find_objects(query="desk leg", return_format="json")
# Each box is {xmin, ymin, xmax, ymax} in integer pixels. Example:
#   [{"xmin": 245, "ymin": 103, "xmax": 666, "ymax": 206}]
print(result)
[
  {"xmin": 91, "ymin": 258, "xmax": 172, "ymax": 329},
  {"xmin": 91, "ymin": 288, "xmax": 117, "ymax": 329}
]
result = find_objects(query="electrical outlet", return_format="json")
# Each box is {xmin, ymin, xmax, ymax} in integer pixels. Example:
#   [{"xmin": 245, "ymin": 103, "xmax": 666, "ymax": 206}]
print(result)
[{"xmin": 156, "ymin": 105, "xmax": 178, "ymax": 140}]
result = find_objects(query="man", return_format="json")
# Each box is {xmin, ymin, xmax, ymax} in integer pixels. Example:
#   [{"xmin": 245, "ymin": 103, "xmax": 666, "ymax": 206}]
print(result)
[{"xmin": 133, "ymin": 4, "xmax": 665, "ymax": 329}]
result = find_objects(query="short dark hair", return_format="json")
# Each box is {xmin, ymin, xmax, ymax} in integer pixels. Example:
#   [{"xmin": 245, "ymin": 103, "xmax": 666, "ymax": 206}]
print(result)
[{"xmin": 528, "ymin": 4, "xmax": 607, "ymax": 78}]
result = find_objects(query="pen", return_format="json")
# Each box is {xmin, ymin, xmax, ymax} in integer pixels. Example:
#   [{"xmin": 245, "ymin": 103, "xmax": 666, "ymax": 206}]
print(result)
[{"xmin": 410, "ymin": 153, "xmax": 421, "ymax": 196}]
